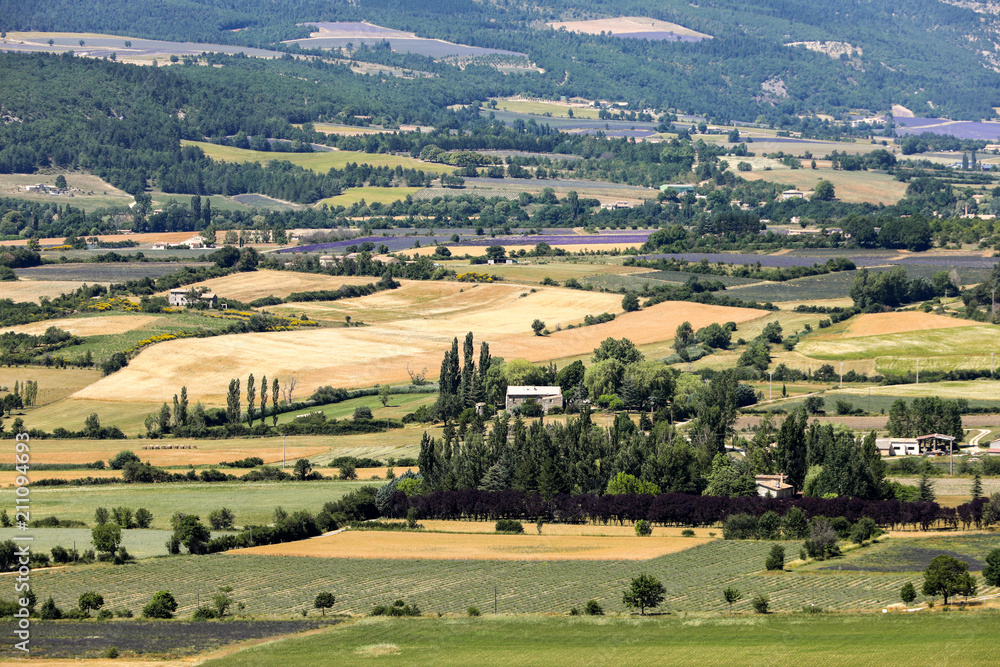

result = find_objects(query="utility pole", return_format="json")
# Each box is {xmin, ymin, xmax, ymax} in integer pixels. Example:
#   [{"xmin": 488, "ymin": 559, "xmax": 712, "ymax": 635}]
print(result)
[{"xmin": 769, "ymin": 371, "xmax": 773, "ymax": 400}]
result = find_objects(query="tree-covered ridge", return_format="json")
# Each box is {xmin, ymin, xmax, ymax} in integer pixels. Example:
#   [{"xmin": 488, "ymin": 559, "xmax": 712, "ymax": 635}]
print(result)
[{"xmin": 2, "ymin": 0, "xmax": 999, "ymax": 119}]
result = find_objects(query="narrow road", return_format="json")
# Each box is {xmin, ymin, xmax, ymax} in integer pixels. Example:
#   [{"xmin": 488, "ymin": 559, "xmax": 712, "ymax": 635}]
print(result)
[{"xmin": 968, "ymin": 428, "xmax": 991, "ymax": 448}]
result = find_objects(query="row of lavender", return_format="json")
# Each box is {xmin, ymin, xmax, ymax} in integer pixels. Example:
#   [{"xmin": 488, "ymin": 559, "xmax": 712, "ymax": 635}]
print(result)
[{"xmin": 387, "ymin": 489, "xmax": 983, "ymax": 532}]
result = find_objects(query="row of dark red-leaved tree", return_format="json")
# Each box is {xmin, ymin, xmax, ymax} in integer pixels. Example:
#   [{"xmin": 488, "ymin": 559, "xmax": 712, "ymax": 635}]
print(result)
[{"xmin": 388, "ymin": 490, "xmax": 981, "ymax": 532}]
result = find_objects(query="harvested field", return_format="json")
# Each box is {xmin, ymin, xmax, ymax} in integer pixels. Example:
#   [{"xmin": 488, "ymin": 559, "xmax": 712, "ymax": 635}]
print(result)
[
  {"xmin": 72, "ymin": 296, "xmax": 766, "ymax": 405},
  {"xmin": 167, "ymin": 269, "xmax": 379, "ymax": 302},
  {"xmin": 231, "ymin": 529, "xmax": 712, "ymax": 561},
  {"xmin": 3, "ymin": 314, "xmax": 160, "ymax": 336},
  {"xmin": 15, "ymin": 262, "xmax": 211, "ymax": 283},
  {"xmin": 832, "ymin": 312, "xmax": 985, "ymax": 338},
  {"xmin": 0, "ymin": 280, "xmax": 97, "ymax": 302},
  {"xmin": 417, "ymin": 520, "xmax": 717, "ymax": 538},
  {"xmin": 547, "ymin": 17, "xmax": 711, "ymax": 41},
  {"xmin": 835, "ymin": 380, "xmax": 1000, "ymax": 401},
  {"xmin": 737, "ymin": 166, "xmax": 907, "ymax": 205},
  {"xmin": 0, "ymin": 367, "xmax": 101, "ymax": 406},
  {"xmin": 0, "ymin": 231, "xmax": 199, "ymax": 248},
  {"xmin": 16, "ymin": 434, "xmax": 331, "ymax": 466}
]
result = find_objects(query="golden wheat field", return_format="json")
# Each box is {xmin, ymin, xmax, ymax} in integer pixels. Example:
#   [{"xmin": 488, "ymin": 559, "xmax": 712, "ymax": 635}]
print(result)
[
  {"xmin": 0, "ymin": 280, "xmax": 102, "ymax": 302},
  {"xmin": 3, "ymin": 314, "xmax": 161, "ymax": 337},
  {"xmin": 230, "ymin": 529, "xmax": 712, "ymax": 561},
  {"xmin": 416, "ymin": 521, "xmax": 718, "ymax": 538},
  {"xmin": 832, "ymin": 312, "xmax": 987, "ymax": 338},
  {"xmin": 159, "ymin": 269, "xmax": 379, "ymax": 303},
  {"xmin": 69, "ymin": 295, "xmax": 767, "ymax": 405}
]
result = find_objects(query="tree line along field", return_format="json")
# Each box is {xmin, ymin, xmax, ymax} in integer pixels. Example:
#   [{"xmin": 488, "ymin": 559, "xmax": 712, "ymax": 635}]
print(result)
[
  {"xmin": 25, "ymin": 534, "xmax": 999, "ymax": 618},
  {"xmin": 199, "ymin": 613, "xmax": 1000, "ymax": 667}
]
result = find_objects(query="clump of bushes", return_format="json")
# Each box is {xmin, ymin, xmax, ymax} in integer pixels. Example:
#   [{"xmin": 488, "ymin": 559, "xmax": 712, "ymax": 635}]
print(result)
[
  {"xmin": 371, "ymin": 599, "xmax": 421, "ymax": 617},
  {"xmin": 495, "ymin": 519, "xmax": 524, "ymax": 534}
]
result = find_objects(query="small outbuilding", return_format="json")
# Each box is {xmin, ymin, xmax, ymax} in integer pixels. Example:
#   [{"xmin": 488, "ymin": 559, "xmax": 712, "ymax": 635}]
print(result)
[{"xmin": 876, "ymin": 437, "xmax": 920, "ymax": 457}]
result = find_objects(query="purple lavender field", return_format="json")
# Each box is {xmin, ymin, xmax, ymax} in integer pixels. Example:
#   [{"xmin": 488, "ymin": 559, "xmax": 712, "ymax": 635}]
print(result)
[
  {"xmin": 455, "ymin": 232, "xmax": 652, "ymax": 247},
  {"xmin": 895, "ymin": 117, "xmax": 1000, "ymax": 140}
]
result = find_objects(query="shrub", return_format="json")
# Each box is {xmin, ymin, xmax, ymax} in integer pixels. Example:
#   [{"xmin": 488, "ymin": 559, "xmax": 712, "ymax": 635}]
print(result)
[
  {"xmin": 193, "ymin": 606, "xmax": 218, "ymax": 620},
  {"xmin": 97, "ymin": 609, "xmax": 113, "ymax": 621},
  {"xmin": 752, "ymin": 594, "xmax": 770, "ymax": 614},
  {"xmin": 681, "ymin": 529, "xmax": 695, "ymax": 537},
  {"xmin": 467, "ymin": 606, "xmax": 481, "ymax": 617},
  {"xmin": 40, "ymin": 596, "xmax": 63, "ymax": 620},
  {"xmin": 115, "ymin": 608, "xmax": 133, "ymax": 618},
  {"xmin": 635, "ymin": 519, "xmax": 652, "ymax": 536},
  {"xmin": 371, "ymin": 599, "xmax": 420, "ymax": 617},
  {"xmin": 569, "ymin": 607, "xmax": 579, "ymax": 615},
  {"xmin": 495, "ymin": 519, "xmax": 524, "ymax": 533},
  {"xmin": 103, "ymin": 647, "xmax": 119, "ymax": 659},
  {"xmin": 142, "ymin": 590, "xmax": 178, "ymax": 619},
  {"xmin": 584, "ymin": 599, "xmax": 604, "ymax": 616}
]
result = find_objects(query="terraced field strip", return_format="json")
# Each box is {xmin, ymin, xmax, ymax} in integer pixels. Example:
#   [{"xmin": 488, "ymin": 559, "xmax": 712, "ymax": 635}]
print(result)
[{"xmin": 186, "ymin": 140, "xmax": 455, "ymax": 175}]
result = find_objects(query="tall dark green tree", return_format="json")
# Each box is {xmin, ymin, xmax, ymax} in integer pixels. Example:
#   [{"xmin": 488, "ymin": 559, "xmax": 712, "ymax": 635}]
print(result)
[
  {"xmin": 776, "ymin": 409, "xmax": 808, "ymax": 491},
  {"xmin": 246, "ymin": 373, "xmax": 256, "ymax": 426},
  {"xmin": 226, "ymin": 378, "xmax": 240, "ymax": 425}
]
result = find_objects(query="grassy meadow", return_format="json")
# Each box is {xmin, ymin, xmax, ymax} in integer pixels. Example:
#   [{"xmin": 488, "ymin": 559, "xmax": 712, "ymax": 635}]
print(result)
[
  {"xmin": 4, "ymin": 480, "xmax": 369, "ymax": 530},
  {"xmin": 317, "ymin": 186, "xmax": 423, "ymax": 208},
  {"xmin": 202, "ymin": 613, "xmax": 1000, "ymax": 667},
  {"xmin": 185, "ymin": 140, "xmax": 455, "ymax": 175},
  {"xmin": 493, "ymin": 98, "xmax": 603, "ymax": 119}
]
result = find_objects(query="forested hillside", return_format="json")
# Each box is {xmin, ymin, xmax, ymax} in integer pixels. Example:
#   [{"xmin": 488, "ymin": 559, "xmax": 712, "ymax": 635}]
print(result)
[{"xmin": 2, "ymin": 0, "xmax": 999, "ymax": 120}]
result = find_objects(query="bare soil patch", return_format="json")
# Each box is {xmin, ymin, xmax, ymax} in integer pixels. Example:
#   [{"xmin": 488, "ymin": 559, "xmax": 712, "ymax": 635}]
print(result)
[
  {"xmin": 547, "ymin": 16, "xmax": 711, "ymax": 39},
  {"xmin": 418, "ymin": 520, "xmax": 718, "ymax": 538},
  {"xmin": 230, "ymin": 529, "xmax": 711, "ymax": 561}
]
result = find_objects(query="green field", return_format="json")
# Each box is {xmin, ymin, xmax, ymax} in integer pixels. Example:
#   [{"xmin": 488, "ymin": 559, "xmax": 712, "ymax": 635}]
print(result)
[
  {"xmin": 185, "ymin": 141, "xmax": 455, "ymax": 175},
  {"xmin": 494, "ymin": 99, "xmax": 602, "ymax": 119},
  {"xmin": 0, "ymin": 527, "xmax": 195, "ymax": 559},
  {"xmin": 318, "ymin": 186, "xmax": 423, "ymax": 208},
  {"xmin": 276, "ymin": 392, "xmax": 435, "ymax": 425},
  {"xmin": 798, "ymin": 329, "xmax": 1000, "ymax": 363},
  {"xmin": 202, "ymin": 613, "xmax": 1000, "ymax": 667},
  {"xmin": 31, "ymin": 535, "xmax": 997, "ymax": 620},
  {"xmin": 0, "ymin": 480, "xmax": 368, "ymax": 530}
]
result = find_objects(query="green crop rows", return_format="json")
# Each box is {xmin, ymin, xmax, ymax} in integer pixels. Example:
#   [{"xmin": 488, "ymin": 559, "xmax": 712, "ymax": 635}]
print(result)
[{"xmin": 28, "ymin": 537, "xmax": 995, "ymax": 618}]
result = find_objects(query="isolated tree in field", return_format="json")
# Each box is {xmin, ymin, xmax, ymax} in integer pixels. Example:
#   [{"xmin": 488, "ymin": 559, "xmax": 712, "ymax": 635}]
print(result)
[
  {"xmin": 673, "ymin": 321, "xmax": 694, "ymax": 352},
  {"xmin": 900, "ymin": 582, "xmax": 917, "ymax": 605},
  {"xmin": 531, "ymin": 319, "xmax": 545, "ymax": 336},
  {"xmin": 812, "ymin": 180, "xmax": 836, "ymax": 201},
  {"xmin": 246, "ymin": 373, "xmax": 256, "ymax": 426},
  {"xmin": 723, "ymin": 586, "xmax": 742, "ymax": 613},
  {"xmin": 208, "ymin": 508, "xmax": 235, "ymax": 530},
  {"xmin": 765, "ymin": 545, "xmax": 785, "ymax": 571},
  {"xmin": 314, "ymin": 592, "xmax": 336, "ymax": 615},
  {"xmin": 622, "ymin": 292, "xmax": 640, "ymax": 312},
  {"xmin": 173, "ymin": 515, "xmax": 210, "ymax": 555},
  {"xmin": 213, "ymin": 586, "xmax": 233, "ymax": 618},
  {"xmin": 83, "ymin": 413, "xmax": 101, "ymax": 438},
  {"xmin": 622, "ymin": 574, "xmax": 665, "ymax": 615},
  {"xmin": 379, "ymin": 383, "xmax": 391, "ymax": 407},
  {"xmin": 92, "ymin": 523, "xmax": 122, "ymax": 560},
  {"xmin": 142, "ymin": 591, "xmax": 178, "ymax": 619},
  {"xmin": 982, "ymin": 548, "xmax": 1000, "ymax": 587},
  {"xmin": 922, "ymin": 555, "xmax": 976, "ymax": 605},
  {"xmin": 294, "ymin": 458, "xmax": 313, "ymax": 480},
  {"xmin": 272, "ymin": 377, "xmax": 280, "ymax": 426},
  {"xmin": 78, "ymin": 592, "xmax": 104, "ymax": 613},
  {"xmin": 226, "ymin": 378, "xmax": 241, "ymax": 424}
]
